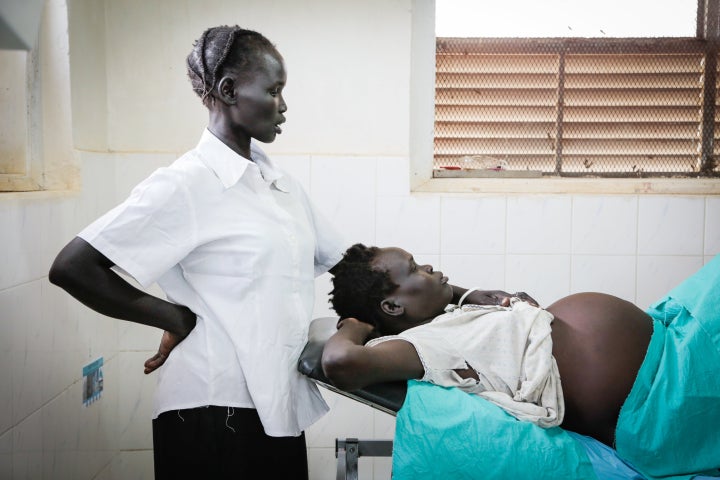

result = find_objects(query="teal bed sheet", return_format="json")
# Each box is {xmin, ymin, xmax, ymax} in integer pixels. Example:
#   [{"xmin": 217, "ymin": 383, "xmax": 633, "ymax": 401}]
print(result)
[
  {"xmin": 392, "ymin": 380, "xmax": 597, "ymax": 480},
  {"xmin": 615, "ymin": 254, "xmax": 720, "ymax": 479}
]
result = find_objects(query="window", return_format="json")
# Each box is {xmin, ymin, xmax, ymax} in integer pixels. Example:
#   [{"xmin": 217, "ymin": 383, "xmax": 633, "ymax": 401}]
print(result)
[
  {"xmin": 0, "ymin": 48, "xmax": 40, "ymax": 191},
  {"xmin": 433, "ymin": 0, "xmax": 720, "ymax": 179},
  {"xmin": 435, "ymin": 0, "xmax": 697, "ymax": 38},
  {"xmin": 0, "ymin": 0, "xmax": 75, "ymax": 192}
]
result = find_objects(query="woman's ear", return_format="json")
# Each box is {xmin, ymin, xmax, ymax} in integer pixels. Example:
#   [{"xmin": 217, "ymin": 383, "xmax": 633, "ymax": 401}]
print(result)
[
  {"xmin": 380, "ymin": 298, "xmax": 404, "ymax": 317},
  {"xmin": 216, "ymin": 76, "xmax": 237, "ymax": 105}
]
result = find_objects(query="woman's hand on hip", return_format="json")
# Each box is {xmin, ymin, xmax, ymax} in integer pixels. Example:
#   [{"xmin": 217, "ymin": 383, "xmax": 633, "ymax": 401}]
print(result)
[{"xmin": 144, "ymin": 330, "xmax": 184, "ymax": 374}]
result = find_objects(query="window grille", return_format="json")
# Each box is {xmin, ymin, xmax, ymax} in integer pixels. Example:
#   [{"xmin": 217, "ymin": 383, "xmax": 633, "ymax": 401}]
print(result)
[{"xmin": 434, "ymin": 37, "xmax": 720, "ymax": 178}]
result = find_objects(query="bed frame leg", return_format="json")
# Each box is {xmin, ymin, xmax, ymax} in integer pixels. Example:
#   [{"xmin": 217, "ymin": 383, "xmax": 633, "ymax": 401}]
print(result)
[
  {"xmin": 335, "ymin": 438, "xmax": 393, "ymax": 480},
  {"xmin": 336, "ymin": 438, "xmax": 359, "ymax": 480}
]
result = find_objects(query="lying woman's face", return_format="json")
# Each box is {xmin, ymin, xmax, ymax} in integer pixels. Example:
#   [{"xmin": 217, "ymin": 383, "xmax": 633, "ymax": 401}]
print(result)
[{"xmin": 372, "ymin": 247, "xmax": 453, "ymax": 332}]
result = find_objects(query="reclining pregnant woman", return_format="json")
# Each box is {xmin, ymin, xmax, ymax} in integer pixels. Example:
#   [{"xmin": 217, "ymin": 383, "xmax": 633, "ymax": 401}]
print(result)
[{"xmin": 322, "ymin": 244, "xmax": 720, "ymax": 480}]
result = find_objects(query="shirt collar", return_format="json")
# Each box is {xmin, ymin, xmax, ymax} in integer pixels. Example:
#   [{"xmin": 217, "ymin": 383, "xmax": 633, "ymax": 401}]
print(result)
[{"xmin": 196, "ymin": 129, "xmax": 290, "ymax": 192}]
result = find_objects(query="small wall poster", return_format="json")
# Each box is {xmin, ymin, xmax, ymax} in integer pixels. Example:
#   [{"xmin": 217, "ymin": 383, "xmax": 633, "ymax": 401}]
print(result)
[{"xmin": 82, "ymin": 356, "xmax": 104, "ymax": 406}]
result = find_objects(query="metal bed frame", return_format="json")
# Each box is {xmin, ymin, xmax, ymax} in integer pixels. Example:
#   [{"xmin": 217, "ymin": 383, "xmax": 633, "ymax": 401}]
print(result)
[{"xmin": 298, "ymin": 317, "xmax": 407, "ymax": 480}]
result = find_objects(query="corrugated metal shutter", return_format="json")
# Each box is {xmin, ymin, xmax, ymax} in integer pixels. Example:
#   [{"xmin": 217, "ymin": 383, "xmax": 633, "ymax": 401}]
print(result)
[{"xmin": 434, "ymin": 38, "xmax": 718, "ymax": 177}]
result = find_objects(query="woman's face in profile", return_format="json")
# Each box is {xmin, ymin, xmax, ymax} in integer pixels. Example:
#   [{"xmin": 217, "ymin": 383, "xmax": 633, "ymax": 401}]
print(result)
[
  {"xmin": 373, "ymin": 247, "xmax": 453, "ymax": 333},
  {"xmin": 226, "ymin": 52, "xmax": 287, "ymax": 144}
]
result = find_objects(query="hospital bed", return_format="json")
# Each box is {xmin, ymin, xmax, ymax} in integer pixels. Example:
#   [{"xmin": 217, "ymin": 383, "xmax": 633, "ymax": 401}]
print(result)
[
  {"xmin": 298, "ymin": 316, "xmax": 402, "ymax": 480},
  {"xmin": 299, "ymin": 316, "xmax": 720, "ymax": 480}
]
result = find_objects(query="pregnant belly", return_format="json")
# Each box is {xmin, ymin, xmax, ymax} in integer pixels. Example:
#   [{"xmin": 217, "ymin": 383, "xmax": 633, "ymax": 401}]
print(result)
[{"xmin": 547, "ymin": 292, "xmax": 652, "ymax": 446}]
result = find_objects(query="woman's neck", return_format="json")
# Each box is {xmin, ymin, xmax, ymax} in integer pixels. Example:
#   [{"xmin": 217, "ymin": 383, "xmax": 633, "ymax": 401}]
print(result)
[{"xmin": 207, "ymin": 119, "xmax": 252, "ymax": 161}]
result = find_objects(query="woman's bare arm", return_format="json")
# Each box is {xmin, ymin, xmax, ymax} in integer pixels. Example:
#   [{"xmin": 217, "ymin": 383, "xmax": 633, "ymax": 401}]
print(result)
[
  {"xmin": 49, "ymin": 237, "xmax": 196, "ymax": 337},
  {"xmin": 321, "ymin": 317, "xmax": 424, "ymax": 391}
]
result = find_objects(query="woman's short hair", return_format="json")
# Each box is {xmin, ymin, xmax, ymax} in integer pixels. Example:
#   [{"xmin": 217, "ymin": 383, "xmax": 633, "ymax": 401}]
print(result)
[
  {"xmin": 329, "ymin": 243, "xmax": 398, "ymax": 327},
  {"xmin": 186, "ymin": 25, "xmax": 280, "ymax": 105}
]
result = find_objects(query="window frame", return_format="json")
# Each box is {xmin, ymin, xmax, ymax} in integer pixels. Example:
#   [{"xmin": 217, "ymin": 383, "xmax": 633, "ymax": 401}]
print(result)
[
  {"xmin": 0, "ymin": 0, "xmax": 76, "ymax": 193},
  {"xmin": 0, "ymin": 46, "xmax": 42, "ymax": 192},
  {"xmin": 409, "ymin": 0, "xmax": 720, "ymax": 194}
]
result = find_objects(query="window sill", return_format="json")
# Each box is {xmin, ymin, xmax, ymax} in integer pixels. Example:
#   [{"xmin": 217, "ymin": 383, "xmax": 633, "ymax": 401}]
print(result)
[
  {"xmin": 0, "ymin": 188, "xmax": 79, "ymax": 200},
  {"xmin": 413, "ymin": 176, "xmax": 720, "ymax": 195}
]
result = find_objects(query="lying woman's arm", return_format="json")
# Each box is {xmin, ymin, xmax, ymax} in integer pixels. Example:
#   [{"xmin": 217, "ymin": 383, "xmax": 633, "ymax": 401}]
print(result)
[
  {"xmin": 321, "ymin": 317, "xmax": 424, "ymax": 391},
  {"xmin": 451, "ymin": 285, "xmax": 539, "ymax": 307}
]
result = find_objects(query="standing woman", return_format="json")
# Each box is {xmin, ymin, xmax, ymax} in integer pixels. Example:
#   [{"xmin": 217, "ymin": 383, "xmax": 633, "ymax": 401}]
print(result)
[{"xmin": 49, "ymin": 26, "xmax": 346, "ymax": 479}]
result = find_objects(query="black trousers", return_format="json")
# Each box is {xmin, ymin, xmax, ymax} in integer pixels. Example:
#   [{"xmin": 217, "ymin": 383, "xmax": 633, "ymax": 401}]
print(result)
[{"xmin": 152, "ymin": 406, "xmax": 309, "ymax": 480}]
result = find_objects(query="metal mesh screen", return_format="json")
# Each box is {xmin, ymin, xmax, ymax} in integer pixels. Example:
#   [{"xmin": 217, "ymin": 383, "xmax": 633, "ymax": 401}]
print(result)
[{"xmin": 434, "ymin": 37, "xmax": 720, "ymax": 177}]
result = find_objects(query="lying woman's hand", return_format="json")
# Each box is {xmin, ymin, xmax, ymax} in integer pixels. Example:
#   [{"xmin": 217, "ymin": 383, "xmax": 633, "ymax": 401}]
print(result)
[
  {"xmin": 510, "ymin": 291, "xmax": 539, "ymax": 307},
  {"xmin": 464, "ymin": 289, "xmax": 539, "ymax": 307},
  {"xmin": 454, "ymin": 366, "xmax": 480, "ymax": 381},
  {"xmin": 336, "ymin": 317, "xmax": 379, "ymax": 341}
]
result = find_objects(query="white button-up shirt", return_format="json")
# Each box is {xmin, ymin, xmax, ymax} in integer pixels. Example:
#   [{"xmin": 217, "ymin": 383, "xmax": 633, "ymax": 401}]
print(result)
[{"xmin": 79, "ymin": 130, "xmax": 346, "ymax": 436}]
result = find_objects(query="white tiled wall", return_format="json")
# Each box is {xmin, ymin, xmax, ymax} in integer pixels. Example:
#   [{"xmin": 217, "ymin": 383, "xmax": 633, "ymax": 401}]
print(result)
[
  {"xmin": 1, "ymin": 150, "xmax": 718, "ymax": 479},
  {"xmin": 1, "ymin": 0, "xmax": 718, "ymax": 478}
]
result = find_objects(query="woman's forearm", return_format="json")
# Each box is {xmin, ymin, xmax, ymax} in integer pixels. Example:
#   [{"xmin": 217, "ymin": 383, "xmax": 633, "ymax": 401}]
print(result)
[
  {"xmin": 322, "ymin": 318, "xmax": 423, "ymax": 391},
  {"xmin": 322, "ymin": 318, "xmax": 377, "ymax": 389},
  {"xmin": 49, "ymin": 237, "xmax": 196, "ymax": 337},
  {"xmin": 322, "ymin": 319, "xmax": 375, "ymax": 368}
]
